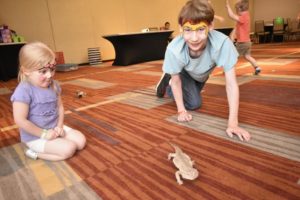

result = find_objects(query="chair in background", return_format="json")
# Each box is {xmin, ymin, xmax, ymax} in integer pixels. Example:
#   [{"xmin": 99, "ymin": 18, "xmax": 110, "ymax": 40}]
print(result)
[
  {"xmin": 272, "ymin": 17, "xmax": 285, "ymax": 42},
  {"xmin": 254, "ymin": 20, "xmax": 270, "ymax": 43},
  {"xmin": 287, "ymin": 19, "xmax": 300, "ymax": 40},
  {"xmin": 285, "ymin": 18, "xmax": 294, "ymax": 41}
]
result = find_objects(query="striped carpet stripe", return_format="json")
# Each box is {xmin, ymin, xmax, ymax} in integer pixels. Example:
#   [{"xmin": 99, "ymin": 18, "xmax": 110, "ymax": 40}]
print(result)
[
  {"xmin": 167, "ymin": 112, "xmax": 300, "ymax": 162},
  {"xmin": 0, "ymin": 144, "xmax": 102, "ymax": 200}
]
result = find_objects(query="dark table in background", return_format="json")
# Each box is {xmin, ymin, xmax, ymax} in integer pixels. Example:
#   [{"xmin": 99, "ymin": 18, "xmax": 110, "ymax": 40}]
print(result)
[
  {"xmin": 0, "ymin": 43, "xmax": 25, "ymax": 81},
  {"xmin": 215, "ymin": 27, "xmax": 234, "ymax": 36},
  {"xmin": 103, "ymin": 31, "xmax": 173, "ymax": 66}
]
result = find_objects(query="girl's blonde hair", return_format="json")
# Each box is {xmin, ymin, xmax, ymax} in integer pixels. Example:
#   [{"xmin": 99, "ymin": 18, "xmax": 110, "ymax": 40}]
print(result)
[
  {"xmin": 18, "ymin": 41, "xmax": 55, "ymax": 82},
  {"xmin": 178, "ymin": 0, "xmax": 215, "ymax": 26}
]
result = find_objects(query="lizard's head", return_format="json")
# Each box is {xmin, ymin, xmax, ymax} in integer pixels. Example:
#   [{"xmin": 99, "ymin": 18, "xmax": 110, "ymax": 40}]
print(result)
[{"xmin": 181, "ymin": 168, "xmax": 199, "ymax": 180}]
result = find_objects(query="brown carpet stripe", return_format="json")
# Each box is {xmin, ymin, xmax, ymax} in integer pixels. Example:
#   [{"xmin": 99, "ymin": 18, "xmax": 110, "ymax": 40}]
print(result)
[
  {"xmin": 66, "ymin": 115, "xmax": 119, "ymax": 145},
  {"xmin": 134, "ymin": 71, "xmax": 162, "ymax": 76},
  {"xmin": 110, "ymin": 168, "xmax": 156, "ymax": 200},
  {"xmin": 201, "ymin": 95, "xmax": 300, "ymax": 137},
  {"xmin": 207, "ymin": 76, "xmax": 254, "ymax": 85},
  {"xmin": 111, "ymin": 64, "xmax": 155, "ymax": 72},
  {"xmin": 167, "ymin": 136, "xmax": 300, "ymax": 199}
]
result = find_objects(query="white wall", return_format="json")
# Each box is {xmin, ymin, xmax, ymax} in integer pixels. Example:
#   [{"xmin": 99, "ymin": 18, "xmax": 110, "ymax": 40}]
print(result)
[{"xmin": 253, "ymin": 0, "xmax": 300, "ymax": 23}]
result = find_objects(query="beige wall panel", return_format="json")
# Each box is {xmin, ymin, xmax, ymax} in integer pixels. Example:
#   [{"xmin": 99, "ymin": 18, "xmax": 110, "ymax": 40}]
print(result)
[
  {"xmin": 88, "ymin": 0, "xmax": 127, "ymax": 61},
  {"xmin": 0, "ymin": 0, "xmax": 55, "ymax": 49},
  {"xmin": 253, "ymin": 0, "xmax": 300, "ymax": 22},
  {"xmin": 210, "ymin": 0, "xmax": 234, "ymax": 28},
  {"xmin": 124, "ymin": 0, "xmax": 187, "ymax": 33},
  {"xmin": 47, "ymin": 0, "xmax": 95, "ymax": 63}
]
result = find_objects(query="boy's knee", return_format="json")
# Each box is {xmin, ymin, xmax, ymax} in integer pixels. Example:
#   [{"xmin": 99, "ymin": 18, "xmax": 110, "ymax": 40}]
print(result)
[
  {"xmin": 185, "ymin": 100, "xmax": 202, "ymax": 110},
  {"xmin": 184, "ymin": 94, "xmax": 202, "ymax": 110}
]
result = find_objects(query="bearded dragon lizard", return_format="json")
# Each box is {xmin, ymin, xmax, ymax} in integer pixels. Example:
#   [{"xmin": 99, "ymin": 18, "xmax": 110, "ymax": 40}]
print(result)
[{"xmin": 168, "ymin": 143, "xmax": 199, "ymax": 185}]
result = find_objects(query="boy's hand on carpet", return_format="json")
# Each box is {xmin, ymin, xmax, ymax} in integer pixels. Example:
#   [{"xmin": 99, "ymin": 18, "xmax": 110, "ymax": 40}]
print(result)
[
  {"xmin": 226, "ymin": 126, "xmax": 251, "ymax": 142},
  {"xmin": 177, "ymin": 110, "xmax": 192, "ymax": 122}
]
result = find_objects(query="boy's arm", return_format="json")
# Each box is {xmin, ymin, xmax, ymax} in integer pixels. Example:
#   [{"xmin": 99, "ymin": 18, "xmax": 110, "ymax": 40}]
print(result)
[
  {"xmin": 170, "ymin": 74, "xmax": 192, "ymax": 122},
  {"xmin": 224, "ymin": 67, "xmax": 251, "ymax": 141},
  {"xmin": 226, "ymin": 0, "xmax": 239, "ymax": 21}
]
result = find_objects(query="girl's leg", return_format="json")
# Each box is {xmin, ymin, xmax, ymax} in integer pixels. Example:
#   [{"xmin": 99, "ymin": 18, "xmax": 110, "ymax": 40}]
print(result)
[
  {"xmin": 62, "ymin": 127, "xmax": 86, "ymax": 150},
  {"xmin": 38, "ymin": 138, "xmax": 77, "ymax": 161},
  {"xmin": 25, "ymin": 127, "xmax": 86, "ymax": 161}
]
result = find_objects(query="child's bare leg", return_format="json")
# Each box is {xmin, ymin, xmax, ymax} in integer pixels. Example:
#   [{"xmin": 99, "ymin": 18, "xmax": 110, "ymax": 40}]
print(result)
[
  {"xmin": 37, "ymin": 152, "xmax": 69, "ymax": 161},
  {"xmin": 38, "ymin": 138, "xmax": 77, "ymax": 161},
  {"xmin": 244, "ymin": 54, "xmax": 258, "ymax": 68},
  {"xmin": 63, "ymin": 129, "xmax": 86, "ymax": 150},
  {"xmin": 244, "ymin": 54, "xmax": 261, "ymax": 75}
]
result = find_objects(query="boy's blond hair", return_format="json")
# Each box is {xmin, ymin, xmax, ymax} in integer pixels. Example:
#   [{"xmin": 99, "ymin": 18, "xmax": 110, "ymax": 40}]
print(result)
[{"xmin": 178, "ymin": 0, "xmax": 215, "ymax": 26}]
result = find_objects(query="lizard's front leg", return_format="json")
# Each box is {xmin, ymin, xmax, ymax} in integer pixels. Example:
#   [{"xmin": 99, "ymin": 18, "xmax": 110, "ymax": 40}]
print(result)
[{"xmin": 168, "ymin": 153, "xmax": 176, "ymax": 160}]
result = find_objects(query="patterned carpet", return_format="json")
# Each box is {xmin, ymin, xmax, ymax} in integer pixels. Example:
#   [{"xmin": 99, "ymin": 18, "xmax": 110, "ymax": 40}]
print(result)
[{"xmin": 0, "ymin": 42, "xmax": 300, "ymax": 200}]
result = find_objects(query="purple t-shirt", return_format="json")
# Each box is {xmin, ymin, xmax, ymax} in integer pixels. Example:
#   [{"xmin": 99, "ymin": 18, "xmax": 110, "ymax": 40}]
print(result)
[{"xmin": 10, "ymin": 81, "xmax": 61, "ymax": 142}]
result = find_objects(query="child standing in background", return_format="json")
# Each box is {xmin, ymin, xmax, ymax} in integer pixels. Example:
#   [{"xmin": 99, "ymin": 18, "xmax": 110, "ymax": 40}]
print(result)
[
  {"xmin": 11, "ymin": 42, "xmax": 86, "ymax": 161},
  {"xmin": 226, "ymin": 0, "xmax": 261, "ymax": 75}
]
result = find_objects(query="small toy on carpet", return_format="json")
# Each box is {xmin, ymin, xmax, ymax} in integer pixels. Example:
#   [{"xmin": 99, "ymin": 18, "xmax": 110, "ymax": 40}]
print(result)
[
  {"xmin": 168, "ymin": 143, "xmax": 199, "ymax": 185},
  {"xmin": 76, "ymin": 90, "xmax": 86, "ymax": 98}
]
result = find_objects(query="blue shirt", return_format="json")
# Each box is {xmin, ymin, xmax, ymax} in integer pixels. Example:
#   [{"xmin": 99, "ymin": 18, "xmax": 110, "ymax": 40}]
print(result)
[
  {"xmin": 162, "ymin": 30, "xmax": 238, "ymax": 82},
  {"xmin": 10, "ymin": 81, "xmax": 61, "ymax": 142}
]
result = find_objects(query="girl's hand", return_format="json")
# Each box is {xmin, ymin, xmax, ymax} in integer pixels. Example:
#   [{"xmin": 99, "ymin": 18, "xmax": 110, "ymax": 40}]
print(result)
[
  {"xmin": 45, "ymin": 129, "xmax": 59, "ymax": 140},
  {"xmin": 54, "ymin": 127, "xmax": 65, "ymax": 137}
]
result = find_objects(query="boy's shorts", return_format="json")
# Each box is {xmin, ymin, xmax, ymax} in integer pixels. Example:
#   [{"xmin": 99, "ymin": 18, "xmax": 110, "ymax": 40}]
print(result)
[
  {"xmin": 236, "ymin": 42, "xmax": 252, "ymax": 56},
  {"xmin": 26, "ymin": 125, "xmax": 72, "ymax": 153}
]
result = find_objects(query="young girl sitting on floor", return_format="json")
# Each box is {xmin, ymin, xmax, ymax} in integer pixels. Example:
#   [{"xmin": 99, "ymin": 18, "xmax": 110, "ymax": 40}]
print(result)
[{"xmin": 11, "ymin": 41, "xmax": 86, "ymax": 161}]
